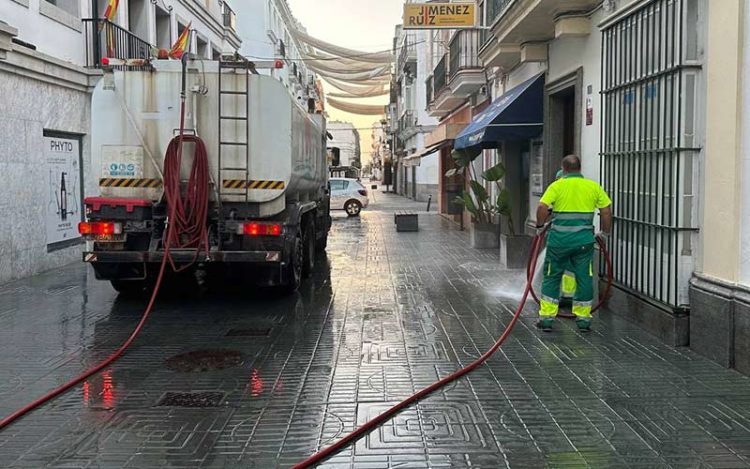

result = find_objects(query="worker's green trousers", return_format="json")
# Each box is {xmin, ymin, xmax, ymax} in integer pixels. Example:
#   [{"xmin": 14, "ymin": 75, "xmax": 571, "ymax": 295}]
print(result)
[{"xmin": 540, "ymin": 244, "xmax": 594, "ymax": 319}]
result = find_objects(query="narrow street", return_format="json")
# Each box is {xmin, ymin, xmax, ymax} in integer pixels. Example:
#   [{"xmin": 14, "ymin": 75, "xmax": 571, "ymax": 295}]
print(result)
[{"xmin": 0, "ymin": 191, "xmax": 749, "ymax": 468}]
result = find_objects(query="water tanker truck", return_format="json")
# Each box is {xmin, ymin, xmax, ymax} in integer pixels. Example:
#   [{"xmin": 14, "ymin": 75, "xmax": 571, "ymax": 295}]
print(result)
[{"xmin": 80, "ymin": 57, "xmax": 331, "ymax": 293}]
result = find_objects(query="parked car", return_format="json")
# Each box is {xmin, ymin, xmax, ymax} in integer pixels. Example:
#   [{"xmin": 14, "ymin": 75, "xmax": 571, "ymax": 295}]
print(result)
[{"xmin": 330, "ymin": 177, "xmax": 369, "ymax": 216}]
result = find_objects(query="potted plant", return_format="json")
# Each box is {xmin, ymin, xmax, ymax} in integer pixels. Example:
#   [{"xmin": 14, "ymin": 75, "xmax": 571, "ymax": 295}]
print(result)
[{"xmin": 446, "ymin": 148, "xmax": 512, "ymax": 249}]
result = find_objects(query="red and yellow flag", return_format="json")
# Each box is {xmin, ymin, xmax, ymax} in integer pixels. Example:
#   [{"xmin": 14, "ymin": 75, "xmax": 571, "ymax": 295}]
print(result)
[
  {"xmin": 169, "ymin": 22, "xmax": 192, "ymax": 59},
  {"xmin": 103, "ymin": 0, "xmax": 119, "ymax": 22}
]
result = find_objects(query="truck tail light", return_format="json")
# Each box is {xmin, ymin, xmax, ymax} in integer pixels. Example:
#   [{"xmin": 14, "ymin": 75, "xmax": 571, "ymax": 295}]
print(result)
[
  {"xmin": 358, "ymin": 189, "xmax": 368, "ymax": 196},
  {"xmin": 240, "ymin": 223, "xmax": 282, "ymax": 236},
  {"xmin": 78, "ymin": 221, "xmax": 122, "ymax": 235}
]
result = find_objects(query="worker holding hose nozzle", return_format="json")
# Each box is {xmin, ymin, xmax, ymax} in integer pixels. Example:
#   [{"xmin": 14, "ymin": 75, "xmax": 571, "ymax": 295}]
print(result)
[
  {"xmin": 553, "ymin": 169, "xmax": 578, "ymax": 308},
  {"xmin": 535, "ymin": 155, "xmax": 612, "ymax": 332}
]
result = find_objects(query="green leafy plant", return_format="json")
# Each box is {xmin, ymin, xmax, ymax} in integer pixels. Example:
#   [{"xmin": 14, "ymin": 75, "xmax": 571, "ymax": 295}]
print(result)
[{"xmin": 445, "ymin": 148, "xmax": 514, "ymax": 233}]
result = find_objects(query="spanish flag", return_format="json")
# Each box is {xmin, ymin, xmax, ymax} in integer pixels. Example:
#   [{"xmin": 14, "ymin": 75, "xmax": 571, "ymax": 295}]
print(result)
[
  {"xmin": 103, "ymin": 0, "xmax": 119, "ymax": 22},
  {"xmin": 169, "ymin": 22, "xmax": 192, "ymax": 59}
]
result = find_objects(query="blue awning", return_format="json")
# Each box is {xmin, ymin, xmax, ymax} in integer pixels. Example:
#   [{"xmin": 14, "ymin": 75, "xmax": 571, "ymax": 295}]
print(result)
[{"xmin": 454, "ymin": 73, "xmax": 545, "ymax": 150}]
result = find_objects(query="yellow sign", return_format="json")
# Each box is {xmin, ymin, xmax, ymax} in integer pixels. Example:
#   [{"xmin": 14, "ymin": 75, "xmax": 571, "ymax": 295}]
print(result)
[{"xmin": 403, "ymin": 2, "xmax": 477, "ymax": 29}]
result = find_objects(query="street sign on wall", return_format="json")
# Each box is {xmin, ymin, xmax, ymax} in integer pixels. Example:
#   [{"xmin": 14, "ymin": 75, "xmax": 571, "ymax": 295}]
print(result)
[{"xmin": 403, "ymin": 2, "xmax": 478, "ymax": 29}]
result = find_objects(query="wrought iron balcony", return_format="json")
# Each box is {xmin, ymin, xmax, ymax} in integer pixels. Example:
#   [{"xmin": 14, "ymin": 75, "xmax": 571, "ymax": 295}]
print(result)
[
  {"xmin": 427, "ymin": 31, "xmax": 484, "ymax": 117},
  {"xmin": 397, "ymin": 33, "xmax": 418, "ymax": 75},
  {"xmin": 426, "ymin": 75, "xmax": 433, "ymax": 107},
  {"xmin": 222, "ymin": 2, "xmax": 237, "ymax": 32},
  {"xmin": 433, "ymin": 55, "xmax": 448, "ymax": 96},
  {"xmin": 448, "ymin": 29, "xmax": 481, "ymax": 82},
  {"xmin": 83, "ymin": 19, "xmax": 152, "ymax": 70},
  {"xmin": 486, "ymin": 0, "xmax": 515, "ymax": 28},
  {"xmin": 398, "ymin": 110, "xmax": 419, "ymax": 140}
]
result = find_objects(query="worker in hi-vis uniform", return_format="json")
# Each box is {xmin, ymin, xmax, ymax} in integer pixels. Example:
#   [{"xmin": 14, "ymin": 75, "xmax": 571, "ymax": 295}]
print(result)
[
  {"xmin": 535, "ymin": 155, "xmax": 613, "ymax": 332},
  {"xmin": 554, "ymin": 169, "xmax": 578, "ymax": 306}
]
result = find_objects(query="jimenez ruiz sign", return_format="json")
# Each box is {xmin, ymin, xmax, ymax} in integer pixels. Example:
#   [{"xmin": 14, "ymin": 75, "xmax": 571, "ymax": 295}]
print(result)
[{"xmin": 403, "ymin": 2, "xmax": 477, "ymax": 29}]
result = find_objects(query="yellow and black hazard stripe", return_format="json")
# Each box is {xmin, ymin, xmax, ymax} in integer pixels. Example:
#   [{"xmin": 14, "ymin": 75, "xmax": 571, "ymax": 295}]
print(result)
[
  {"xmin": 222, "ymin": 180, "xmax": 286, "ymax": 190},
  {"xmin": 99, "ymin": 178, "xmax": 163, "ymax": 188}
]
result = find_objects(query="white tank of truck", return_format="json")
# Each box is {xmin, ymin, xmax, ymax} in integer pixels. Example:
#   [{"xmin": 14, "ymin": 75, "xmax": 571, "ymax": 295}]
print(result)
[{"xmin": 90, "ymin": 59, "xmax": 328, "ymax": 217}]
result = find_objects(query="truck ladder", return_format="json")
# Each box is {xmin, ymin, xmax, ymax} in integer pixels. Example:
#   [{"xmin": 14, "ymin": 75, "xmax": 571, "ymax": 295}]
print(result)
[{"xmin": 218, "ymin": 56, "xmax": 253, "ymax": 202}]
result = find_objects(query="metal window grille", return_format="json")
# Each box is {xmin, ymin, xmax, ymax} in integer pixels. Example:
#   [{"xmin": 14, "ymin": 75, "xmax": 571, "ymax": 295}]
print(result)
[{"xmin": 600, "ymin": 0, "xmax": 700, "ymax": 310}]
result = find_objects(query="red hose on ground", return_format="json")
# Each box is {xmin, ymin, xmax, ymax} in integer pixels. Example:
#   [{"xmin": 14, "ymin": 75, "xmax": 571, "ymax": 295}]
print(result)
[
  {"xmin": 291, "ymin": 232, "xmax": 614, "ymax": 469},
  {"xmin": 0, "ymin": 90, "xmax": 210, "ymax": 430}
]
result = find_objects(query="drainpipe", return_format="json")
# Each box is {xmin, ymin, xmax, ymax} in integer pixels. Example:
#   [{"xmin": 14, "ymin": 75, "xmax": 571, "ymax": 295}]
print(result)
[{"xmin": 92, "ymin": 0, "xmax": 100, "ymax": 67}]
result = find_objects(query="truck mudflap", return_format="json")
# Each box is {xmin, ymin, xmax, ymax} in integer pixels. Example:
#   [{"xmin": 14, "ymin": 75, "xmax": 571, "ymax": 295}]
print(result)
[{"xmin": 83, "ymin": 250, "xmax": 282, "ymax": 264}]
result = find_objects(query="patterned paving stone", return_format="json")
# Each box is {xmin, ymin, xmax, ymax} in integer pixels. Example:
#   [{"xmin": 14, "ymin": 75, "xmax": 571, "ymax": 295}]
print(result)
[{"xmin": 0, "ymin": 192, "xmax": 749, "ymax": 468}]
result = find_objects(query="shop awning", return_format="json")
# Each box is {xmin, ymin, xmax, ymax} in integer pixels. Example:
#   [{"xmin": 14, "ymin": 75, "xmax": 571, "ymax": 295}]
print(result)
[
  {"xmin": 454, "ymin": 73, "xmax": 545, "ymax": 150},
  {"xmin": 402, "ymin": 143, "xmax": 444, "ymax": 167}
]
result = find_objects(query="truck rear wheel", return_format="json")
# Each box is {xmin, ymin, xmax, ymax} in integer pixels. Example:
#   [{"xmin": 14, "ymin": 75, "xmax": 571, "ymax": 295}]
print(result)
[
  {"xmin": 316, "ymin": 233, "xmax": 328, "ymax": 252},
  {"xmin": 302, "ymin": 221, "xmax": 315, "ymax": 278},
  {"xmin": 110, "ymin": 279, "xmax": 148, "ymax": 296},
  {"xmin": 283, "ymin": 234, "xmax": 303, "ymax": 293}
]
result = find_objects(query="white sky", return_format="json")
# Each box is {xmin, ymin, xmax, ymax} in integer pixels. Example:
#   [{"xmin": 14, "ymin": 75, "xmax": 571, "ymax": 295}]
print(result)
[{"xmin": 287, "ymin": 0, "xmax": 404, "ymax": 164}]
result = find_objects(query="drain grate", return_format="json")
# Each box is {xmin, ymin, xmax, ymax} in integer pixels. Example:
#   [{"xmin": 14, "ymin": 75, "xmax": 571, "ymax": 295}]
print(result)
[
  {"xmin": 165, "ymin": 350, "xmax": 243, "ymax": 372},
  {"xmin": 226, "ymin": 328, "xmax": 271, "ymax": 337},
  {"xmin": 156, "ymin": 391, "xmax": 225, "ymax": 408}
]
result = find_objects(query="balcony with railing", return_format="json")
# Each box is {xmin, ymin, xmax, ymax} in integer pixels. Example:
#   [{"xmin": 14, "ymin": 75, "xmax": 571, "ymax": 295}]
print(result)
[
  {"xmin": 433, "ymin": 55, "xmax": 448, "ymax": 96},
  {"xmin": 222, "ymin": 2, "xmax": 237, "ymax": 33},
  {"xmin": 426, "ymin": 75, "xmax": 433, "ymax": 108},
  {"xmin": 427, "ymin": 30, "xmax": 484, "ymax": 118},
  {"xmin": 397, "ymin": 33, "xmax": 418, "ymax": 75},
  {"xmin": 83, "ymin": 19, "xmax": 152, "ymax": 70},
  {"xmin": 481, "ymin": 0, "xmax": 599, "ymax": 68},
  {"xmin": 398, "ymin": 110, "xmax": 419, "ymax": 141}
]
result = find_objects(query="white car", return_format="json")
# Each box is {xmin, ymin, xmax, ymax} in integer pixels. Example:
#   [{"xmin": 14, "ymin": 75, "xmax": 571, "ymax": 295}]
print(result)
[{"xmin": 329, "ymin": 177, "xmax": 369, "ymax": 216}]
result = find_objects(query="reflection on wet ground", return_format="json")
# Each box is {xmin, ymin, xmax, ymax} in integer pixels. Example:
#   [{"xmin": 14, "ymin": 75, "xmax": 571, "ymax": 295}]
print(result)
[{"xmin": 1, "ymin": 192, "xmax": 750, "ymax": 468}]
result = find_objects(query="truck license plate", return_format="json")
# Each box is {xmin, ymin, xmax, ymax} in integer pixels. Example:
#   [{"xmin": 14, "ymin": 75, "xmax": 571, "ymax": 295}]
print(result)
[{"xmin": 90, "ymin": 234, "xmax": 126, "ymax": 243}]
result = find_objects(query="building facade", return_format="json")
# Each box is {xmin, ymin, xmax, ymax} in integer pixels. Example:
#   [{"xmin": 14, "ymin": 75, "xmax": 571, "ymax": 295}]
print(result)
[
  {"xmin": 327, "ymin": 121, "xmax": 361, "ymax": 169},
  {"xmin": 388, "ymin": 24, "xmax": 439, "ymax": 203},
  {"xmin": 0, "ymin": 0, "xmax": 240, "ymax": 284},
  {"xmin": 370, "ymin": 121, "xmax": 387, "ymax": 181},
  {"xmin": 423, "ymin": 26, "xmax": 487, "ymax": 226},
  {"xmin": 455, "ymin": 0, "xmax": 750, "ymax": 374},
  {"xmin": 236, "ymin": 0, "xmax": 322, "ymax": 109}
]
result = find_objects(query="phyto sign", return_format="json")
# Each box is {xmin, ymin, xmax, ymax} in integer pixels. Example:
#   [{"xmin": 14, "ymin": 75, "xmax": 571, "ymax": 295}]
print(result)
[{"xmin": 403, "ymin": 2, "xmax": 477, "ymax": 29}]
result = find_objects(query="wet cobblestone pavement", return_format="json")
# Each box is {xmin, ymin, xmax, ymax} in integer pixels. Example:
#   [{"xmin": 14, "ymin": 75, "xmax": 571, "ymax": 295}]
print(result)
[{"xmin": 2, "ymin": 192, "xmax": 750, "ymax": 468}]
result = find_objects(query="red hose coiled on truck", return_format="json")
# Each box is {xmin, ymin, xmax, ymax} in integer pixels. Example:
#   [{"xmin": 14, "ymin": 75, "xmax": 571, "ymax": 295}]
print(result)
[
  {"xmin": 0, "ymin": 91, "xmax": 210, "ymax": 430},
  {"xmin": 163, "ymin": 134, "xmax": 211, "ymax": 271}
]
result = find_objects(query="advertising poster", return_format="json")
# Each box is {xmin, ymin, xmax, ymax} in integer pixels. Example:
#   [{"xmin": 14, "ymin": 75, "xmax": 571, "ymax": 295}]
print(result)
[{"xmin": 45, "ymin": 134, "xmax": 82, "ymax": 248}]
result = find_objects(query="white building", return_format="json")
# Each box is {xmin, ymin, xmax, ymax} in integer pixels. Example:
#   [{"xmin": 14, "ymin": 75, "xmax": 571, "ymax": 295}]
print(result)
[
  {"xmin": 327, "ymin": 121, "xmax": 360, "ymax": 168},
  {"xmin": 389, "ymin": 25, "xmax": 439, "ymax": 202},
  {"xmin": 235, "ymin": 0, "xmax": 322, "ymax": 110},
  {"xmin": 370, "ymin": 121, "xmax": 387, "ymax": 181},
  {"xmin": 0, "ymin": 0, "xmax": 240, "ymax": 284}
]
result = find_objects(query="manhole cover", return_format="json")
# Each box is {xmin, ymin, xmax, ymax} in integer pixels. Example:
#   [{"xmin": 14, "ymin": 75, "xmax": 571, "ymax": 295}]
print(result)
[
  {"xmin": 226, "ymin": 328, "xmax": 271, "ymax": 337},
  {"xmin": 156, "ymin": 391, "xmax": 225, "ymax": 407},
  {"xmin": 165, "ymin": 350, "xmax": 243, "ymax": 372}
]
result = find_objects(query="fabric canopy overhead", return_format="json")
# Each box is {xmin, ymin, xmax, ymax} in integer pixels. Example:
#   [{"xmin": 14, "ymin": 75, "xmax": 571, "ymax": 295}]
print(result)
[
  {"xmin": 325, "ymin": 77, "xmax": 389, "ymax": 99},
  {"xmin": 306, "ymin": 63, "xmax": 391, "ymax": 82},
  {"xmin": 293, "ymin": 30, "xmax": 394, "ymax": 64},
  {"xmin": 325, "ymin": 78, "xmax": 386, "ymax": 96},
  {"xmin": 328, "ymin": 89, "xmax": 389, "ymax": 99},
  {"xmin": 326, "ymin": 97, "xmax": 387, "ymax": 115},
  {"xmin": 454, "ymin": 73, "xmax": 545, "ymax": 150},
  {"xmin": 305, "ymin": 59, "xmax": 388, "ymax": 76},
  {"xmin": 324, "ymin": 76, "xmax": 390, "ymax": 90}
]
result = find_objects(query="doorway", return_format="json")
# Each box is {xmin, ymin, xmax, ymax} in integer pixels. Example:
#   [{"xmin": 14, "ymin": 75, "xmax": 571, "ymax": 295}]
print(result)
[{"xmin": 544, "ymin": 69, "xmax": 582, "ymax": 184}]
